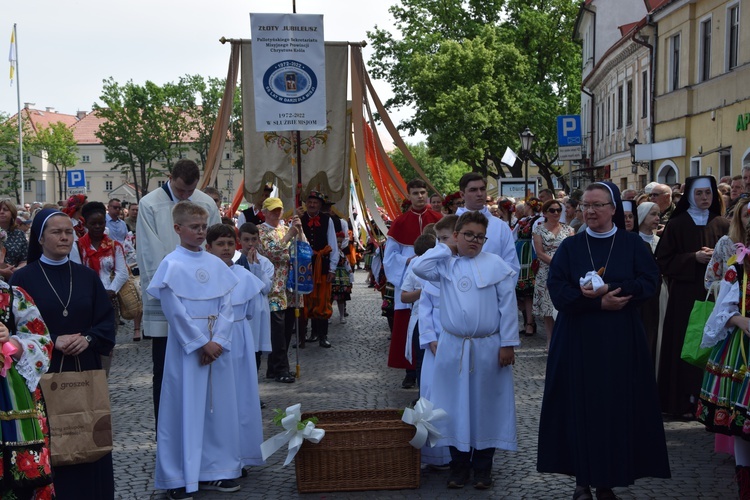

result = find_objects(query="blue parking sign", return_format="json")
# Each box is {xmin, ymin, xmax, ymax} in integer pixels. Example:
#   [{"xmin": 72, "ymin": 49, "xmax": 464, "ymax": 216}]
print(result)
[
  {"xmin": 557, "ymin": 115, "xmax": 581, "ymax": 146},
  {"xmin": 67, "ymin": 169, "xmax": 86, "ymax": 188}
]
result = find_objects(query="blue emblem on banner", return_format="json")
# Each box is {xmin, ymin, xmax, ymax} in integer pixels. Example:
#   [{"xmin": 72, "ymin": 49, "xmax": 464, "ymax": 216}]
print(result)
[{"xmin": 263, "ymin": 60, "xmax": 318, "ymax": 104}]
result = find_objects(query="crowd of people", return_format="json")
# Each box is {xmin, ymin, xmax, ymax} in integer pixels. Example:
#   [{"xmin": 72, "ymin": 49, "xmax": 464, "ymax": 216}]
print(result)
[{"xmin": 3, "ymin": 162, "xmax": 750, "ymax": 498}]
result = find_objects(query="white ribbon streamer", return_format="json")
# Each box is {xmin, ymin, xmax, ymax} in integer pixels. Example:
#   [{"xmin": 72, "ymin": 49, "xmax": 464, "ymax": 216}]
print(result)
[
  {"xmin": 260, "ymin": 404, "xmax": 325, "ymax": 466},
  {"xmin": 401, "ymin": 397, "xmax": 447, "ymax": 449},
  {"xmin": 579, "ymin": 271, "xmax": 605, "ymax": 291}
]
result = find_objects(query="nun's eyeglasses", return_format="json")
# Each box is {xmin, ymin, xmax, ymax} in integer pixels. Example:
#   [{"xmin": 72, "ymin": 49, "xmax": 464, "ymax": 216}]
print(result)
[{"xmin": 580, "ymin": 203, "xmax": 613, "ymax": 211}]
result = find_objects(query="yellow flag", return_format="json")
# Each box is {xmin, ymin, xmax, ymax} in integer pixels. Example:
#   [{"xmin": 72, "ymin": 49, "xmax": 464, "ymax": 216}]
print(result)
[{"xmin": 9, "ymin": 29, "xmax": 16, "ymax": 84}]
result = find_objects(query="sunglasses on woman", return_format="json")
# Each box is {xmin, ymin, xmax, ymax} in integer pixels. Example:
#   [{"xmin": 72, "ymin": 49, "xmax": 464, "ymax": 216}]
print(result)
[{"xmin": 546, "ymin": 208, "xmax": 562, "ymax": 213}]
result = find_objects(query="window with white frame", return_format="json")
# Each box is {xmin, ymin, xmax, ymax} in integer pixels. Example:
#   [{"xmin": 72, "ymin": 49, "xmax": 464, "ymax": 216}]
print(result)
[
  {"xmin": 699, "ymin": 17, "xmax": 712, "ymax": 82},
  {"xmin": 728, "ymin": 4, "xmax": 740, "ymax": 70},
  {"xmin": 641, "ymin": 71, "xmax": 648, "ymax": 118},
  {"xmin": 157, "ymin": 180, "xmax": 166, "ymax": 188},
  {"xmin": 626, "ymin": 80, "xmax": 633, "ymax": 126},
  {"xmin": 105, "ymin": 180, "xmax": 113, "ymax": 191},
  {"xmin": 606, "ymin": 95, "xmax": 611, "ymax": 135},
  {"xmin": 86, "ymin": 180, "xmax": 91, "ymax": 192},
  {"xmin": 226, "ymin": 177, "xmax": 233, "ymax": 190},
  {"xmin": 24, "ymin": 179, "xmax": 31, "ymax": 191},
  {"xmin": 690, "ymin": 157, "xmax": 701, "ymax": 177},
  {"xmin": 81, "ymin": 154, "xmax": 91, "ymax": 163},
  {"xmin": 669, "ymin": 33, "xmax": 681, "ymax": 91},
  {"xmin": 617, "ymin": 85, "xmax": 623, "ymax": 129},
  {"xmin": 720, "ymin": 152, "xmax": 731, "ymax": 178}
]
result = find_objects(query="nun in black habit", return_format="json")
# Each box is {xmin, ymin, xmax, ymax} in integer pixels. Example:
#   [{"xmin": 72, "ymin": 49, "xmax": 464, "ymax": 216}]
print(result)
[
  {"xmin": 10, "ymin": 208, "xmax": 116, "ymax": 500},
  {"xmin": 537, "ymin": 182, "xmax": 670, "ymax": 499},
  {"xmin": 654, "ymin": 176, "xmax": 729, "ymax": 417}
]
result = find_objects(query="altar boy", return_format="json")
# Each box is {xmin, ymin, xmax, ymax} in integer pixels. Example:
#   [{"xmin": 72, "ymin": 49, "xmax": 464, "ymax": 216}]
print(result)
[
  {"xmin": 206, "ymin": 223, "xmax": 267, "ymax": 472},
  {"xmin": 412, "ymin": 211, "xmax": 518, "ymax": 490},
  {"xmin": 147, "ymin": 201, "xmax": 242, "ymax": 499}
]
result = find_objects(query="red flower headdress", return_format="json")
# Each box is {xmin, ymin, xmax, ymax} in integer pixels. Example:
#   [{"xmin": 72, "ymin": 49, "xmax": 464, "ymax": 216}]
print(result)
[{"xmin": 442, "ymin": 192, "xmax": 462, "ymax": 209}]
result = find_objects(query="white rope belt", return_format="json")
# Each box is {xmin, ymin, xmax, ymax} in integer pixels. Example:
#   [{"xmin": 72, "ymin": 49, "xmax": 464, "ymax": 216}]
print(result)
[{"xmin": 442, "ymin": 330, "xmax": 498, "ymax": 374}]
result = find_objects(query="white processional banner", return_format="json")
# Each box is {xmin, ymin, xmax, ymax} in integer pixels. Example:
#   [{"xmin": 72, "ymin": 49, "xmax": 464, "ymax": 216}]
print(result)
[{"xmin": 250, "ymin": 13, "xmax": 326, "ymax": 132}]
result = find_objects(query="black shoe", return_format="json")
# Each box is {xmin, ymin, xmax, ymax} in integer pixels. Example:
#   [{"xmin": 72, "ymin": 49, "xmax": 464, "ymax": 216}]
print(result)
[
  {"xmin": 167, "ymin": 488, "xmax": 193, "ymax": 500},
  {"xmin": 241, "ymin": 466, "xmax": 249, "ymax": 478},
  {"xmin": 319, "ymin": 339, "xmax": 332, "ymax": 348},
  {"xmin": 306, "ymin": 335, "xmax": 319, "ymax": 342},
  {"xmin": 473, "ymin": 469, "xmax": 494, "ymax": 490},
  {"xmin": 401, "ymin": 375, "xmax": 417, "ymax": 389},
  {"xmin": 275, "ymin": 374, "xmax": 295, "ymax": 383},
  {"xmin": 199, "ymin": 479, "xmax": 241, "ymax": 492},
  {"xmin": 447, "ymin": 466, "xmax": 471, "ymax": 488},
  {"xmin": 260, "ymin": 400, "xmax": 267, "ymax": 409}
]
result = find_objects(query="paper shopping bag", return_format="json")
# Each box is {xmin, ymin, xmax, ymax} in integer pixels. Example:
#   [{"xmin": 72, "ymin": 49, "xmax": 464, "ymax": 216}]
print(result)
[{"xmin": 39, "ymin": 368, "xmax": 113, "ymax": 466}]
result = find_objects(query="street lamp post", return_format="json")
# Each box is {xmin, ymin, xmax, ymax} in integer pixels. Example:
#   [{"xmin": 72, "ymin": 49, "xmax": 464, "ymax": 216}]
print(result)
[{"xmin": 519, "ymin": 126, "xmax": 535, "ymax": 200}]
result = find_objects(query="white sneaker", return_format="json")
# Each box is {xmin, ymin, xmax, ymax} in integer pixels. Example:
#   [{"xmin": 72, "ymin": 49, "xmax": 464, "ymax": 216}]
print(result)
[{"xmin": 340, "ymin": 317, "xmax": 347, "ymax": 324}]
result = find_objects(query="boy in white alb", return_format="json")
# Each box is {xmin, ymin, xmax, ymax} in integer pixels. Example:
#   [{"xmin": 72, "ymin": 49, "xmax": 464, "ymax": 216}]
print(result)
[
  {"xmin": 236, "ymin": 223, "xmax": 273, "ymax": 373},
  {"xmin": 147, "ymin": 202, "xmax": 242, "ymax": 500},
  {"xmin": 205, "ymin": 223, "xmax": 267, "ymax": 472},
  {"xmin": 412, "ymin": 211, "xmax": 518, "ymax": 490},
  {"xmin": 417, "ymin": 216, "xmax": 457, "ymax": 468},
  {"xmin": 400, "ymin": 234, "xmax": 436, "ymax": 376}
]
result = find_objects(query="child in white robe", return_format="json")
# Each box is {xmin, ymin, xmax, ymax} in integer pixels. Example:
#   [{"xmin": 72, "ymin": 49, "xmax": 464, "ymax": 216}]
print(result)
[
  {"xmin": 147, "ymin": 202, "xmax": 242, "ymax": 499},
  {"xmin": 236, "ymin": 223, "xmax": 273, "ymax": 368},
  {"xmin": 412, "ymin": 211, "xmax": 519, "ymax": 491},
  {"xmin": 418, "ymin": 218, "xmax": 456, "ymax": 469},
  {"xmin": 401, "ymin": 234, "xmax": 436, "ymax": 379},
  {"xmin": 206, "ymin": 223, "xmax": 267, "ymax": 472}
]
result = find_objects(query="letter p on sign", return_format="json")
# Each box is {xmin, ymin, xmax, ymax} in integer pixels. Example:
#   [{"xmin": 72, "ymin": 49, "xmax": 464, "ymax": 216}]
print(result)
[{"xmin": 556, "ymin": 115, "xmax": 581, "ymax": 146}]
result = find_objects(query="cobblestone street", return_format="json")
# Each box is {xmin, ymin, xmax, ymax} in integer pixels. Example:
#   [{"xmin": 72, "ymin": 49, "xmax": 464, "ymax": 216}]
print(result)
[{"xmin": 109, "ymin": 274, "xmax": 736, "ymax": 499}]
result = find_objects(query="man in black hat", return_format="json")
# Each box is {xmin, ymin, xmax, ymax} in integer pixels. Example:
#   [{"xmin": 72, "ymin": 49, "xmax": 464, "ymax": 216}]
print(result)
[{"xmin": 299, "ymin": 190, "xmax": 339, "ymax": 348}]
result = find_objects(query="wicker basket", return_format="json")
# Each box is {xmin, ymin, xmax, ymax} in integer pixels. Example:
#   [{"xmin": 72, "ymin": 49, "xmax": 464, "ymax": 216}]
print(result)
[{"xmin": 295, "ymin": 409, "xmax": 420, "ymax": 493}]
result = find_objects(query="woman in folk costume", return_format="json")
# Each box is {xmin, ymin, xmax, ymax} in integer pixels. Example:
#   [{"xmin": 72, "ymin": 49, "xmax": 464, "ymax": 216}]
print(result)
[
  {"xmin": 700, "ymin": 197, "xmax": 750, "ymax": 460},
  {"xmin": 514, "ymin": 198, "xmax": 542, "ymax": 336},
  {"xmin": 697, "ymin": 207, "xmax": 750, "ymax": 497},
  {"xmin": 77, "ymin": 202, "xmax": 128, "ymax": 328},
  {"xmin": 655, "ymin": 176, "xmax": 729, "ymax": 418},
  {"xmin": 10, "ymin": 209, "xmax": 116, "ymax": 499},
  {"xmin": 537, "ymin": 182, "xmax": 670, "ymax": 500},
  {"xmin": 0, "ymin": 279, "xmax": 54, "ymax": 499}
]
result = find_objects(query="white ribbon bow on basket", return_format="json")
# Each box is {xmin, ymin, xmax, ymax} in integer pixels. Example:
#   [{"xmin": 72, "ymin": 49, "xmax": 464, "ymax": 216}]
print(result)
[
  {"xmin": 260, "ymin": 404, "xmax": 325, "ymax": 466},
  {"xmin": 401, "ymin": 397, "xmax": 447, "ymax": 449}
]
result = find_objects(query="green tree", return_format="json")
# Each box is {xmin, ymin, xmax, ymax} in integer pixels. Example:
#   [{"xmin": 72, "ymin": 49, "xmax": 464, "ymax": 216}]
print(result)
[
  {"xmin": 0, "ymin": 113, "xmax": 36, "ymax": 203},
  {"xmin": 369, "ymin": 0, "xmax": 582, "ymax": 190},
  {"xmin": 179, "ymin": 75, "xmax": 244, "ymax": 176},
  {"xmin": 388, "ymin": 142, "xmax": 469, "ymax": 195},
  {"xmin": 498, "ymin": 0, "xmax": 583, "ymax": 190},
  {"xmin": 27, "ymin": 121, "xmax": 78, "ymax": 201},
  {"xmin": 93, "ymin": 78, "xmax": 193, "ymax": 200}
]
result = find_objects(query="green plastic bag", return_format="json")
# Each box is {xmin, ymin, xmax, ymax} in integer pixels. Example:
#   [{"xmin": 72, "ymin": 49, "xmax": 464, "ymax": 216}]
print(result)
[{"xmin": 681, "ymin": 291, "xmax": 714, "ymax": 368}]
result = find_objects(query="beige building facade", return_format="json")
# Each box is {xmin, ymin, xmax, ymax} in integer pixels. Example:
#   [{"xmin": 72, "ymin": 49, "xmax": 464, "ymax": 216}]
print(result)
[
  {"xmin": 4, "ymin": 106, "xmax": 242, "ymax": 206},
  {"xmin": 576, "ymin": 0, "xmax": 665, "ymax": 192},
  {"xmin": 649, "ymin": 0, "xmax": 749, "ymax": 183}
]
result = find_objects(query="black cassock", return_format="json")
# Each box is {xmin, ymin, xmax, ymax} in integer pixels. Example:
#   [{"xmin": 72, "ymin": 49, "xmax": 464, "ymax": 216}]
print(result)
[
  {"xmin": 655, "ymin": 212, "xmax": 728, "ymax": 416},
  {"xmin": 11, "ymin": 260, "xmax": 116, "ymax": 500},
  {"xmin": 537, "ymin": 229, "xmax": 671, "ymax": 488}
]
